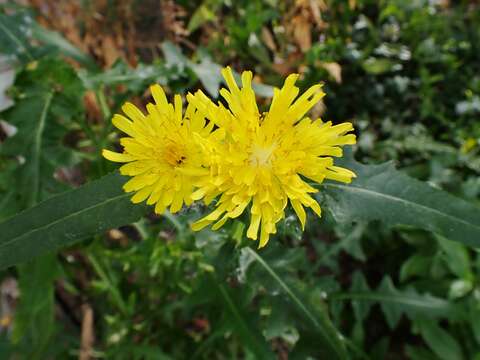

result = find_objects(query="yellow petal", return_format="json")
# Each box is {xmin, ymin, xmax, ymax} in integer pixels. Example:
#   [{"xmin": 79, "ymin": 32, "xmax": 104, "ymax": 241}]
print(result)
[
  {"xmin": 291, "ymin": 199, "xmax": 306, "ymax": 230},
  {"xmin": 170, "ymin": 191, "xmax": 184, "ymax": 213},
  {"xmin": 258, "ymin": 227, "xmax": 271, "ymax": 248},
  {"xmin": 112, "ymin": 114, "xmax": 137, "ymax": 137},
  {"xmin": 154, "ymin": 201, "xmax": 166, "ymax": 215},
  {"xmin": 191, "ymin": 218, "xmax": 213, "ymax": 231},
  {"xmin": 212, "ymin": 216, "xmax": 229, "ymax": 230},
  {"xmin": 102, "ymin": 149, "xmax": 136, "ymax": 163},
  {"xmin": 122, "ymin": 102, "xmax": 146, "ymax": 123},
  {"xmin": 150, "ymin": 84, "xmax": 168, "ymax": 108},
  {"xmin": 221, "ymin": 66, "xmax": 240, "ymax": 94},
  {"xmin": 131, "ymin": 185, "xmax": 153, "ymax": 203},
  {"xmin": 246, "ymin": 213, "xmax": 261, "ymax": 240}
]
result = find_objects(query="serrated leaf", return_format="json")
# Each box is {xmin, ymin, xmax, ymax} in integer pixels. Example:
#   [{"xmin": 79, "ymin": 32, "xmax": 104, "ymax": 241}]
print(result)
[
  {"xmin": 350, "ymin": 271, "xmax": 371, "ymax": 323},
  {"xmin": 333, "ymin": 275, "xmax": 453, "ymax": 329},
  {"xmin": 322, "ymin": 152, "xmax": 480, "ymax": 248},
  {"xmin": 377, "ymin": 277, "xmax": 406, "ymax": 328},
  {"xmin": 0, "ymin": 172, "xmax": 146, "ymax": 269}
]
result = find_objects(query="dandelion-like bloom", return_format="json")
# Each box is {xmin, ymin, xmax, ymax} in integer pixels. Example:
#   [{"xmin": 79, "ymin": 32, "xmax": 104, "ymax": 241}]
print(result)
[
  {"xmin": 102, "ymin": 85, "xmax": 215, "ymax": 214},
  {"xmin": 188, "ymin": 67, "xmax": 357, "ymax": 247}
]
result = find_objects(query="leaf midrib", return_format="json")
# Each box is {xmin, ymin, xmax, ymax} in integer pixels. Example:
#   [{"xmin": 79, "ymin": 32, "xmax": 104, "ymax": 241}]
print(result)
[
  {"xmin": 331, "ymin": 292, "xmax": 450, "ymax": 311},
  {"xmin": 322, "ymin": 183, "xmax": 480, "ymax": 231},
  {"xmin": 0, "ymin": 193, "xmax": 130, "ymax": 250},
  {"xmin": 30, "ymin": 92, "xmax": 54, "ymax": 206}
]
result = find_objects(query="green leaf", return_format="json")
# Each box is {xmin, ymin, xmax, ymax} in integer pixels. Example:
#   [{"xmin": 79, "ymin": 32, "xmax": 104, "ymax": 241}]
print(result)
[
  {"xmin": 0, "ymin": 11, "xmax": 93, "ymax": 67},
  {"xmin": 245, "ymin": 247, "xmax": 348, "ymax": 360},
  {"xmin": 187, "ymin": 1, "xmax": 220, "ymax": 33},
  {"xmin": 30, "ymin": 24, "xmax": 95, "ymax": 68},
  {"xmin": 1, "ymin": 59, "xmax": 84, "ymax": 211},
  {"xmin": 417, "ymin": 319, "xmax": 464, "ymax": 360},
  {"xmin": 332, "ymin": 276, "xmax": 454, "ymax": 329},
  {"xmin": 322, "ymin": 152, "xmax": 480, "ymax": 248},
  {"xmin": 213, "ymin": 277, "xmax": 274, "ymax": 359},
  {"xmin": 12, "ymin": 255, "xmax": 60, "ymax": 359},
  {"xmin": 362, "ymin": 58, "xmax": 398, "ymax": 75},
  {"xmin": 400, "ymin": 253, "xmax": 433, "ymax": 282},
  {"xmin": 0, "ymin": 12, "xmax": 35, "ymax": 62},
  {"xmin": 161, "ymin": 41, "xmax": 274, "ymax": 97},
  {"xmin": 405, "ymin": 345, "xmax": 439, "ymax": 360},
  {"xmin": 79, "ymin": 61, "xmax": 167, "ymax": 91},
  {"xmin": 161, "ymin": 41, "xmax": 190, "ymax": 71},
  {"xmin": 436, "ymin": 235, "xmax": 472, "ymax": 279},
  {"xmin": 329, "ymin": 222, "xmax": 366, "ymax": 263},
  {"xmin": 350, "ymin": 272, "xmax": 371, "ymax": 323},
  {"xmin": 189, "ymin": 53, "xmax": 223, "ymax": 97},
  {"xmin": 0, "ymin": 91, "xmax": 54, "ymax": 212},
  {"xmin": 0, "ymin": 172, "xmax": 146, "ymax": 269}
]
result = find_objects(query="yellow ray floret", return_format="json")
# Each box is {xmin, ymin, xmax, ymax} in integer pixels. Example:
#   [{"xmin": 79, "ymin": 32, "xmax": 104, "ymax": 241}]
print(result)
[
  {"xmin": 188, "ymin": 67, "xmax": 357, "ymax": 248},
  {"xmin": 102, "ymin": 84, "xmax": 215, "ymax": 214}
]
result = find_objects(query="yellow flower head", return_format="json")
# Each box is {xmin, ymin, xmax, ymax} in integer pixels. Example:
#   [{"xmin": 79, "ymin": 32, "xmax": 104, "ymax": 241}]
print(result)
[
  {"xmin": 102, "ymin": 84, "xmax": 215, "ymax": 214},
  {"xmin": 188, "ymin": 67, "xmax": 357, "ymax": 248}
]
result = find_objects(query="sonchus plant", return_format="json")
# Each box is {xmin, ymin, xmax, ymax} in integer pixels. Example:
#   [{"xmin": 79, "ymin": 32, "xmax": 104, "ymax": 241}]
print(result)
[{"xmin": 103, "ymin": 67, "xmax": 356, "ymax": 247}]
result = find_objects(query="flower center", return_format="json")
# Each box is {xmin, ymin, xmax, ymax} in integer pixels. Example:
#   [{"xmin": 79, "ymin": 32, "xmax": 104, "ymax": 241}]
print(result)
[
  {"xmin": 249, "ymin": 143, "xmax": 276, "ymax": 167},
  {"xmin": 163, "ymin": 143, "xmax": 186, "ymax": 167}
]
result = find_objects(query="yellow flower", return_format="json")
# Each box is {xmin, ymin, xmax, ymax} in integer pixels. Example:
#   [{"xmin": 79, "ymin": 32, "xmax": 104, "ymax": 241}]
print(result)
[
  {"xmin": 102, "ymin": 84, "xmax": 215, "ymax": 214},
  {"xmin": 188, "ymin": 67, "xmax": 357, "ymax": 247}
]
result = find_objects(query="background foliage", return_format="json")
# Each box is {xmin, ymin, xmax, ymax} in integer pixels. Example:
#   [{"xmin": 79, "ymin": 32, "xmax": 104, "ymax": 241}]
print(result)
[{"xmin": 0, "ymin": 0, "xmax": 480, "ymax": 358}]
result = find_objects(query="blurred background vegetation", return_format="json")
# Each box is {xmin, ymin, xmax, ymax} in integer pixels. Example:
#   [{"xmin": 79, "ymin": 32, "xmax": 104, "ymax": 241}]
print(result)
[{"xmin": 0, "ymin": 0, "xmax": 480, "ymax": 358}]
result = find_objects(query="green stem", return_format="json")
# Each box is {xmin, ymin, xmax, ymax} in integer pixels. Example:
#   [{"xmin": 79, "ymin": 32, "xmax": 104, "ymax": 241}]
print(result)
[{"xmin": 87, "ymin": 253, "xmax": 128, "ymax": 315}]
